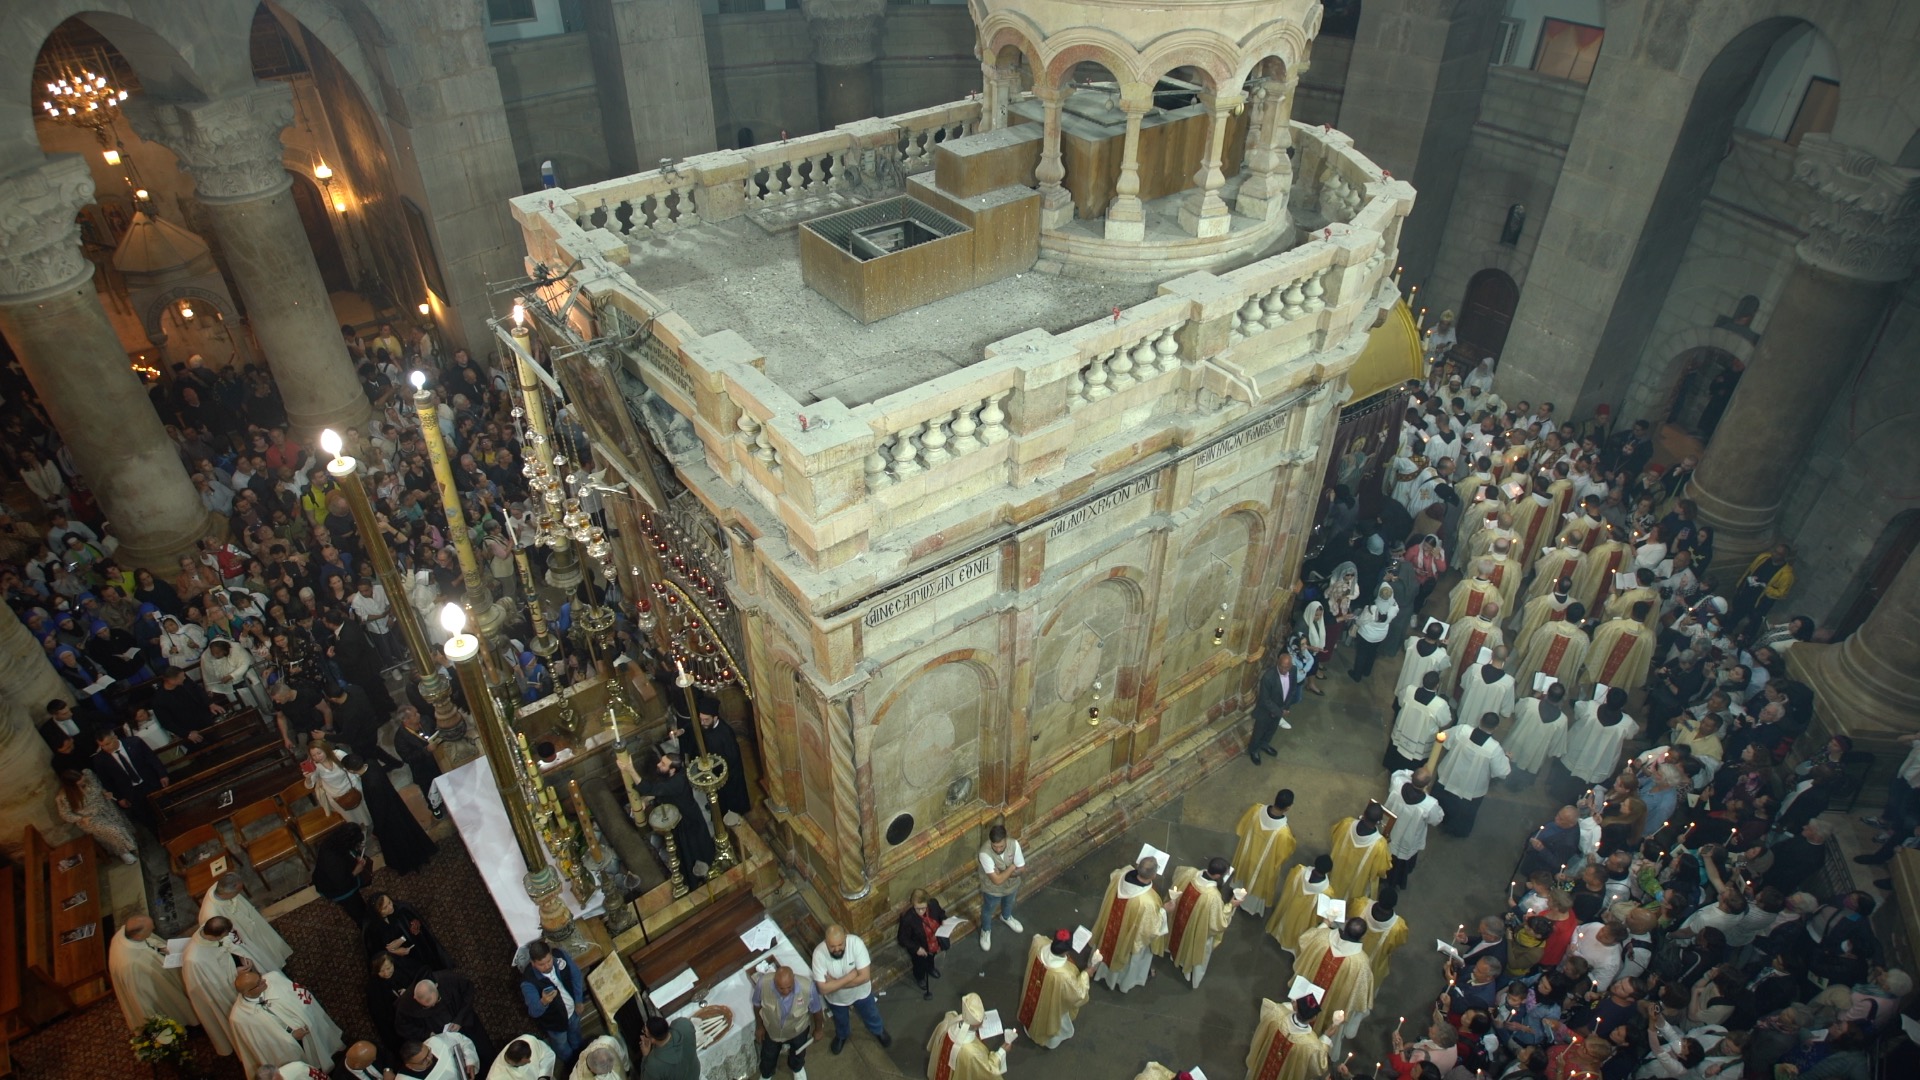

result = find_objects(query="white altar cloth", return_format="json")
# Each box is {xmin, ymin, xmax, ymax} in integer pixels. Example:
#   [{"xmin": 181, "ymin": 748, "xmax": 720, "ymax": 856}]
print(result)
[
  {"xmin": 435, "ymin": 757, "xmax": 604, "ymax": 946},
  {"xmin": 664, "ymin": 915, "xmax": 811, "ymax": 1080}
]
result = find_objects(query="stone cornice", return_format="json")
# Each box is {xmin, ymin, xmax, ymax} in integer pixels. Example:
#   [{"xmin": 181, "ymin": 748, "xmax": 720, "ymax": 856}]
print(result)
[
  {"xmin": 0, "ymin": 157, "xmax": 97, "ymax": 302},
  {"xmin": 129, "ymin": 85, "xmax": 297, "ymax": 205},
  {"xmin": 800, "ymin": 0, "xmax": 886, "ymax": 68},
  {"xmin": 1791, "ymin": 134, "xmax": 1920, "ymax": 284}
]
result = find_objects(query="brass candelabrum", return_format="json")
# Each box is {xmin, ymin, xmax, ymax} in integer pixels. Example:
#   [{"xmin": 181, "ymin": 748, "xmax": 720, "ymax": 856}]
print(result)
[{"xmin": 676, "ymin": 665, "xmax": 738, "ymax": 874}]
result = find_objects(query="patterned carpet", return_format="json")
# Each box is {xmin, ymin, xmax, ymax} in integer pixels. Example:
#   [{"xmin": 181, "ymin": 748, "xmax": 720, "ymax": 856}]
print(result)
[{"xmin": 12, "ymin": 844, "xmax": 526, "ymax": 1080}]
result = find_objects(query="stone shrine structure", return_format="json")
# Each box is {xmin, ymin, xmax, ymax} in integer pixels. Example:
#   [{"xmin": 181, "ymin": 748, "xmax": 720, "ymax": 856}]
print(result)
[{"xmin": 510, "ymin": 0, "xmax": 1415, "ymax": 932}]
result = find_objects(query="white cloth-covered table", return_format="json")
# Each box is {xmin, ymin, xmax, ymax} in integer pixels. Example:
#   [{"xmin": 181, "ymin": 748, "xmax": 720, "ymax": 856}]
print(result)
[
  {"xmin": 663, "ymin": 916, "xmax": 810, "ymax": 1080},
  {"xmin": 436, "ymin": 758, "xmax": 604, "ymax": 945}
]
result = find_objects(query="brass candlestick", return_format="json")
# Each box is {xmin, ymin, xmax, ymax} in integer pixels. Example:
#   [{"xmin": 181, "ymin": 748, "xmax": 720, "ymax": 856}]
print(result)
[
  {"xmin": 648, "ymin": 802, "xmax": 690, "ymax": 898},
  {"xmin": 677, "ymin": 663, "xmax": 737, "ymax": 874}
]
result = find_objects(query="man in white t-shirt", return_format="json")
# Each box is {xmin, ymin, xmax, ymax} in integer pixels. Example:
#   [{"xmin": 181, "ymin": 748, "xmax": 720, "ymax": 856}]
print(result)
[
  {"xmin": 976, "ymin": 824, "xmax": 1026, "ymax": 951},
  {"xmin": 809, "ymin": 926, "xmax": 891, "ymax": 1056},
  {"xmin": 348, "ymin": 579, "xmax": 403, "ymax": 666}
]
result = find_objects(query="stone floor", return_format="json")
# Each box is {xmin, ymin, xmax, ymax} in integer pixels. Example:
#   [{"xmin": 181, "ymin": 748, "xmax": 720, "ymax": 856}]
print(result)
[{"xmin": 804, "ymin": 639, "xmax": 1564, "ymax": 1080}]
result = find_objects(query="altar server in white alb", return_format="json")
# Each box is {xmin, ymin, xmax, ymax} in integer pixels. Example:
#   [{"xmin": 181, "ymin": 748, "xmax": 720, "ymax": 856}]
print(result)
[
  {"xmin": 1454, "ymin": 646, "xmax": 1516, "ymax": 732},
  {"xmin": 488, "ymin": 1038, "xmax": 557, "ymax": 1080},
  {"xmin": 398, "ymin": 1032, "xmax": 481, "ymax": 1080},
  {"xmin": 1504, "ymin": 682, "xmax": 1571, "ymax": 781},
  {"xmin": 1380, "ymin": 769, "xmax": 1443, "ymax": 891},
  {"xmin": 1432, "ymin": 711, "xmax": 1511, "ymax": 838},
  {"xmin": 200, "ymin": 873, "xmax": 293, "ymax": 973},
  {"xmin": 108, "ymin": 915, "xmax": 195, "ymax": 1034},
  {"xmin": 229, "ymin": 968, "xmax": 345, "ymax": 1075}
]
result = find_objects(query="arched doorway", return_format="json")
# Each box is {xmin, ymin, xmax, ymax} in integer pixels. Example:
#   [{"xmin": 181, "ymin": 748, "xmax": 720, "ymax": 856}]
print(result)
[
  {"xmin": 1833, "ymin": 510, "xmax": 1920, "ymax": 640},
  {"xmin": 1663, "ymin": 345, "xmax": 1742, "ymax": 436},
  {"xmin": 288, "ymin": 172, "xmax": 351, "ymax": 293},
  {"xmin": 1458, "ymin": 268, "xmax": 1519, "ymax": 362}
]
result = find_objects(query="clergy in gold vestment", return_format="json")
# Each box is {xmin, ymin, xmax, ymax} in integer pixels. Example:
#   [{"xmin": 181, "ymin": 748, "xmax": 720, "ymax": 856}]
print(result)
[
  {"xmin": 1446, "ymin": 561, "xmax": 1501, "ymax": 624},
  {"xmin": 1016, "ymin": 933, "xmax": 1094, "ymax": 1049},
  {"xmin": 925, "ymin": 993, "xmax": 1010, "ymax": 1080},
  {"xmin": 1582, "ymin": 604, "xmax": 1657, "ymax": 690},
  {"xmin": 1569, "ymin": 531, "xmax": 1631, "ymax": 612},
  {"xmin": 1292, "ymin": 919, "xmax": 1375, "ymax": 1050},
  {"xmin": 1231, "ymin": 791, "xmax": 1297, "ymax": 918},
  {"xmin": 1515, "ymin": 603, "xmax": 1589, "ymax": 689},
  {"xmin": 1446, "ymin": 603, "xmax": 1504, "ymax": 695},
  {"xmin": 1327, "ymin": 808, "xmax": 1392, "ymax": 903},
  {"xmin": 1360, "ymin": 895, "xmax": 1409, "ymax": 984},
  {"xmin": 1484, "ymin": 539, "xmax": 1525, "ymax": 617},
  {"xmin": 1245, "ymin": 997, "xmax": 1332, "ymax": 1080},
  {"xmin": 1506, "ymin": 486, "xmax": 1555, "ymax": 565},
  {"xmin": 108, "ymin": 916, "xmax": 195, "ymax": 1033},
  {"xmin": 1089, "ymin": 859, "xmax": 1168, "ymax": 993},
  {"xmin": 1266, "ymin": 857, "xmax": 1333, "ymax": 955},
  {"xmin": 1603, "ymin": 569, "xmax": 1661, "ymax": 630},
  {"xmin": 1165, "ymin": 860, "xmax": 1243, "ymax": 987},
  {"xmin": 1526, "ymin": 544, "xmax": 1583, "ymax": 604},
  {"xmin": 1515, "ymin": 586, "xmax": 1574, "ymax": 649}
]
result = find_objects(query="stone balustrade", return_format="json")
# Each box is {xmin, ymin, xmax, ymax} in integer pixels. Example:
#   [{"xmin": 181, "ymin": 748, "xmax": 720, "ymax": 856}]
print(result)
[{"xmin": 510, "ymin": 114, "xmax": 1412, "ymax": 568}]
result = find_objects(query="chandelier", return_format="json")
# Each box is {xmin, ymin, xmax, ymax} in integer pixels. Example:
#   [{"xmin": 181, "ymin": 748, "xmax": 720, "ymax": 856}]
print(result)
[
  {"xmin": 38, "ymin": 51, "xmax": 128, "ymax": 133},
  {"xmin": 633, "ymin": 514, "xmax": 741, "ymax": 694}
]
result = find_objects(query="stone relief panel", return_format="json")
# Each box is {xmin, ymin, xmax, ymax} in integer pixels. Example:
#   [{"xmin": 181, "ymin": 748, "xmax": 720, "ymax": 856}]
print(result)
[
  {"xmin": 869, "ymin": 655, "xmax": 995, "ymax": 850},
  {"xmin": 793, "ymin": 670, "xmax": 838, "ymax": 833},
  {"xmin": 1159, "ymin": 508, "xmax": 1261, "ymax": 685},
  {"xmin": 1029, "ymin": 574, "xmax": 1146, "ymax": 767}
]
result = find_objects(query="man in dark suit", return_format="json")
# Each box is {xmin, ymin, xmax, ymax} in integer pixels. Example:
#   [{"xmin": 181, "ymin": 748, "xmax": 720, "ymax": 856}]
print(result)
[
  {"xmin": 91, "ymin": 727, "xmax": 169, "ymax": 825},
  {"xmin": 1248, "ymin": 650, "xmax": 1301, "ymax": 764},
  {"xmin": 149, "ymin": 668, "xmax": 218, "ymax": 745}
]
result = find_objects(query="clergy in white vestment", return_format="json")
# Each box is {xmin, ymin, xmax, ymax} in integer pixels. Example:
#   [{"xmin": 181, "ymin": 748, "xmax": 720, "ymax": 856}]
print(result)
[
  {"xmin": 1432, "ymin": 715, "xmax": 1511, "ymax": 838},
  {"xmin": 487, "ymin": 1030, "xmax": 556, "ymax": 1076},
  {"xmin": 229, "ymin": 969, "xmax": 345, "ymax": 1075},
  {"xmin": 566, "ymin": 1036, "xmax": 629, "ymax": 1080},
  {"xmin": 200, "ymin": 873, "xmax": 293, "ymax": 973},
  {"xmin": 1559, "ymin": 689, "xmax": 1640, "ymax": 786},
  {"xmin": 1387, "ymin": 672, "xmax": 1452, "ymax": 772},
  {"xmin": 1088, "ymin": 858, "xmax": 1168, "ymax": 993},
  {"xmin": 1456, "ymin": 649, "xmax": 1516, "ymax": 728},
  {"xmin": 184, "ymin": 916, "xmax": 267, "ymax": 1056},
  {"xmin": 1380, "ymin": 769, "xmax": 1444, "ymax": 890},
  {"xmin": 257, "ymin": 1063, "xmax": 327, "ymax": 1080},
  {"xmin": 1393, "ymin": 625, "xmax": 1451, "ymax": 702},
  {"xmin": 1505, "ymin": 686, "xmax": 1571, "ymax": 776},
  {"xmin": 398, "ymin": 1032, "xmax": 480, "ymax": 1080},
  {"xmin": 109, "ymin": 915, "xmax": 195, "ymax": 1033}
]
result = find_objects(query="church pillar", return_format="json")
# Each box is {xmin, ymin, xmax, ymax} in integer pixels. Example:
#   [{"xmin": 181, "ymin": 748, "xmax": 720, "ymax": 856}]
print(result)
[
  {"xmin": 1686, "ymin": 137, "xmax": 1920, "ymax": 570},
  {"xmin": 579, "ymin": 0, "xmax": 717, "ymax": 173},
  {"xmin": 801, "ymin": 0, "xmax": 886, "ymax": 129},
  {"xmin": 131, "ymin": 85, "xmax": 371, "ymax": 435},
  {"xmin": 826, "ymin": 690, "xmax": 871, "ymax": 901},
  {"xmin": 1033, "ymin": 85, "xmax": 1073, "ymax": 230},
  {"xmin": 1104, "ymin": 90, "xmax": 1151, "ymax": 242},
  {"xmin": 0, "ymin": 157, "xmax": 211, "ymax": 570},
  {"xmin": 1790, "ymin": 545, "xmax": 1920, "ymax": 751},
  {"xmin": 1179, "ymin": 91, "xmax": 1243, "ymax": 239},
  {"xmin": 0, "ymin": 588, "xmax": 76, "ymax": 854},
  {"xmin": 1235, "ymin": 77, "xmax": 1296, "ymax": 222}
]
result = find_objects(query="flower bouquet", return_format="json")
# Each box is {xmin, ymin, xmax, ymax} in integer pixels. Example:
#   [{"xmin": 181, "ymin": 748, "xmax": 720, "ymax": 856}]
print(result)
[{"xmin": 130, "ymin": 1015, "xmax": 191, "ymax": 1067}]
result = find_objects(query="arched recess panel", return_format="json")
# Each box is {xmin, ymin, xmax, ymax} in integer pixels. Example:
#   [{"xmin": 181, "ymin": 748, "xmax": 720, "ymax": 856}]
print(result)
[
  {"xmin": 1160, "ymin": 507, "xmax": 1262, "ymax": 735},
  {"xmin": 869, "ymin": 658, "xmax": 994, "ymax": 849},
  {"xmin": 1029, "ymin": 573, "xmax": 1147, "ymax": 767}
]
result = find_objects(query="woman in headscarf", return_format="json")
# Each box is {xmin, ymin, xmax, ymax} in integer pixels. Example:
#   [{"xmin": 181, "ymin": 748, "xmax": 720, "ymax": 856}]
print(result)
[
  {"xmin": 517, "ymin": 649, "xmax": 552, "ymax": 703},
  {"xmin": 1298, "ymin": 598, "xmax": 1332, "ymax": 692},
  {"xmin": 1348, "ymin": 583, "xmax": 1400, "ymax": 682},
  {"xmin": 1325, "ymin": 561, "xmax": 1360, "ymax": 654},
  {"xmin": 50, "ymin": 638, "xmax": 110, "ymax": 712},
  {"xmin": 133, "ymin": 566, "xmax": 184, "ymax": 617},
  {"xmin": 157, "ymin": 612, "xmax": 208, "ymax": 671},
  {"xmin": 84, "ymin": 618, "xmax": 149, "ymax": 682}
]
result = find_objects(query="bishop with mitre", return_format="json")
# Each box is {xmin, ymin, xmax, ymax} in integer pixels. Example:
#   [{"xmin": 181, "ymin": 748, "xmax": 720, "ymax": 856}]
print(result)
[
  {"xmin": 1244, "ymin": 980, "xmax": 1339, "ymax": 1080},
  {"xmin": 1290, "ymin": 917, "xmax": 1375, "ymax": 1053},
  {"xmin": 925, "ymin": 992, "xmax": 1012, "ymax": 1080}
]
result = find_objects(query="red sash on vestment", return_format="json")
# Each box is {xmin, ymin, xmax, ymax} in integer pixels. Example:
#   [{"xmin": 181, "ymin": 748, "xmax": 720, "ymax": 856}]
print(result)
[
  {"xmin": 1465, "ymin": 589, "xmax": 1484, "ymax": 618},
  {"xmin": 1169, "ymin": 882, "xmax": 1205, "ymax": 955},
  {"xmin": 1457, "ymin": 628, "xmax": 1489, "ymax": 684},
  {"xmin": 1541, "ymin": 633, "xmax": 1570, "ymax": 677},
  {"xmin": 1595, "ymin": 548, "xmax": 1625, "ymax": 603},
  {"xmin": 1096, "ymin": 889, "xmax": 1129, "ymax": 963},
  {"xmin": 1255, "ymin": 1029, "xmax": 1297, "ymax": 1080},
  {"xmin": 1016, "ymin": 955, "xmax": 1047, "ymax": 1030},
  {"xmin": 933, "ymin": 1032, "xmax": 956, "ymax": 1080},
  {"xmin": 1597, "ymin": 629, "xmax": 1637, "ymax": 685},
  {"xmin": 1521, "ymin": 502, "xmax": 1549, "ymax": 556},
  {"xmin": 1489, "ymin": 564, "xmax": 1506, "ymax": 588},
  {"xmin": 1580, "ymin": 522, "xmax": 1602, "ymax": 552},
  {"xmin": 1312, "ymin": 948, "xmax": 1345, "ymax": 991}
]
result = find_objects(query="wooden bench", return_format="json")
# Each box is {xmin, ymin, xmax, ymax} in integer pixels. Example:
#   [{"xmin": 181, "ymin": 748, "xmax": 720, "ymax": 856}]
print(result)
[
  {"xmin": 0, "ymin": 864, "xmax": 17, "ymax": 1076},
  {"xmin": 20, "ymin": 825, "xmax": 109, "ymax": 1015},
  {"xmin": 627, "ymin": 889, "xmax": 767, "ymax": 1015},
  {"xmin": 150, "ymin": 711, "xmax": 301, "ymax": 845}
]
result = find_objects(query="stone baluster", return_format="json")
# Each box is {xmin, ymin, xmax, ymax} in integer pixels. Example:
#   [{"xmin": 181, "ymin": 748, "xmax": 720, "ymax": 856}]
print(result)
[
  {"xmin": 891, "ymin": 421, "xmax": 926, "ymax": 477},
  {"xmin": 1069, "ymin": 368, "xmax": 1088, "ymax": 406},
  {"xmin": 1105, "ymin": 91, "xmax": 1151, "ymax": 241},
  {"xmin": 754, "ymin": 429, "xmax": 779, "ymax": 470},
  {"xmin": 1234, "ymin": 297, "xmax": 1262, "ymax": 341},
  {"xmin": 864, "ymin": 447, "xmax": 894, "ymax": 490},
  {"xmin": 1107, "ymin": 343, "xmax": 1135, "ymax": 391},
  {"xmin": 1129, "ymin": 335, "xmax": 1158, "ymax": 379},
  {"xmin": 1303, "ymin": 268, "xmax": 1327, "ymax": 313},
  {"xmin": 1180, "ymin": 92, "xmax": 1243, "ymax": 238},
  {"xmin": 1237, "ymin": 77, "xmax": 1297, "ymax": 221},
  {"xmin": 949, "ymin": 402, "xmax": 981, "ymax": 454},
  {"xmin": 1260, "ymin": 286, "xmax": 1287, "ymax": 329},
  {"xmin": 0, "ymin": 157, "xmax": 211, "ymax": 569},
  {"xmin": 1282, "ymin": 277, "xmax": 1309, "ymax": 320},
  {"xmin": 737, "ymin": 410, "xmax": 761, "ymax": 451},
  {"xmin": 978, "ymin": 392, "xmax": 1011, "ymax": 444},
  {"xmin": 1084, "ymin": 352, "xmax": 1113, "ymax": 400},
  {"xmin": 919, "ymin": 411, "xmax": 953, "ymax": 467},
  {"xmin": 132, "ymin": 85, "xmax": 369, "ymax": 434},
  {"xmin": 1034, "ymin": 86, "xmax": 1073, "ymax": 230},
  {"xmin": 1154, "ymin": 326, "xmax": 1183, "ymax": 372}
]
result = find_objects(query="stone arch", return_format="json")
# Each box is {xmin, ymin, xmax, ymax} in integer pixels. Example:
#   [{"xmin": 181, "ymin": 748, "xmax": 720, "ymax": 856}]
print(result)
[
  {"xmin": 1041, "ymin": 30, "xmax": 1145, "ymax": 90},
  {"xmin": 1029, "ymin": 570, "xmax": 1149, "ymax": 766},
  {"xmin": 1163, "ymin": 503, "xmax": 1267, "ymax": 681},
  {"xmin": 1137, "ymin": 32, "xmax": 1238, "ymax": 94},
  {"xmin": 1234, "ymin": 22, "xmax": 1311, "ymax": 81},
  {"xmin": 981, "ymin": 21, "xmax": 1044, "ymax": 80},
  {"xmin": 868, "ymin": 651, "xmax": 999, "ymax": 851},
  {"xmin": 1646, "ymin": 330, "xmax": 1754, "ymax": 434},
  {"xmin": 259, "ymin": 0, "xmax": 392, "ymax": 121},
  {"xmin": 3, "ymin": 6, "xmax": 214, "ymax": 158},
  {"xmin": 140, "ymin": 284, "xmax": 239, "ymax": 344}
]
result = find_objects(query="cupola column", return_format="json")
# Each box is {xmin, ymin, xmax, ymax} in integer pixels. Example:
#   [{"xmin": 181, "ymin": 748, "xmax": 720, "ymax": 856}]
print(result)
[
  {"xmin": 1180, "ymin": 91, "xmax": 1243, "ymax": 238},
  {"xmin": 1104, "ymin": 88, "xmax": 1152, "ymax": 241}
]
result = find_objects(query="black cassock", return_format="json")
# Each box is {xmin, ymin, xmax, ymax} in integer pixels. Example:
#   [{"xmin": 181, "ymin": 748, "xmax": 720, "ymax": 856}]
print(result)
[
  {"xmin": 639, "ymin": 766, "xmax": 716, "ymax": 876},
  {"xmin": 696, "ymin": 718, "xmax": 753, "ymax": 817}
]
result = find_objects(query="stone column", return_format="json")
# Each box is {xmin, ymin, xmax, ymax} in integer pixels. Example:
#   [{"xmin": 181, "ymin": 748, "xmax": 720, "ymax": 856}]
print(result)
[
  {"xmin": 980, "ymin": 60, "xmax": 1012, "ymax": 132},
  {"xmin": 1104, "ymin": 90, "xmax": 1151, "ymax": 242},
  {"xmin": 1687, "ymin": 137, "xmax": 1920, "ymax": 570},
  {"xmin": 1790, "ymin": 546, "xmax": 1920, "ymax": 753},
  {"xmin": 1236, "ymin": 78, "xmax": 1296, "ymax": 221},
  {"xmin": 0, "ymin": 598, "xmax": 70, "ymax": 855},
  {"xmin": 1179, "ymin": 91, "xmax": 1243, "ymax": 238},
  {"xmin": 801, "ymin": 0, "xmax": 886, "ymax": 129},
  {"xmin": 1034, "ymin": 85, "xmax": 1073, "ymax": 230},
  {"xmin": 0, "ymin": 158, "xmax": 211, "ymax": 570},
  {"xmin": 131, "ymin": 85, "xmax": 370, "ymax": 435}
]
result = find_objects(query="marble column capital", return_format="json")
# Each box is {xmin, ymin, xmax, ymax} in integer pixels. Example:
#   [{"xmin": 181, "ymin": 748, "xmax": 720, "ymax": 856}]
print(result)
[
  {"xmin": 1791, "ymin": 134, "xmax": 1920, "ymax": 283},
  {"xmin": 0, "ymin": 157, "xmax": 97, "ymax": 302},
  {"xmin": 799, "ymin": 0, "xmax": 886, "ymax": 68},
  {"xmin": 129, "ymin": 84, "xmax": 296, "ymax": 205}
]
